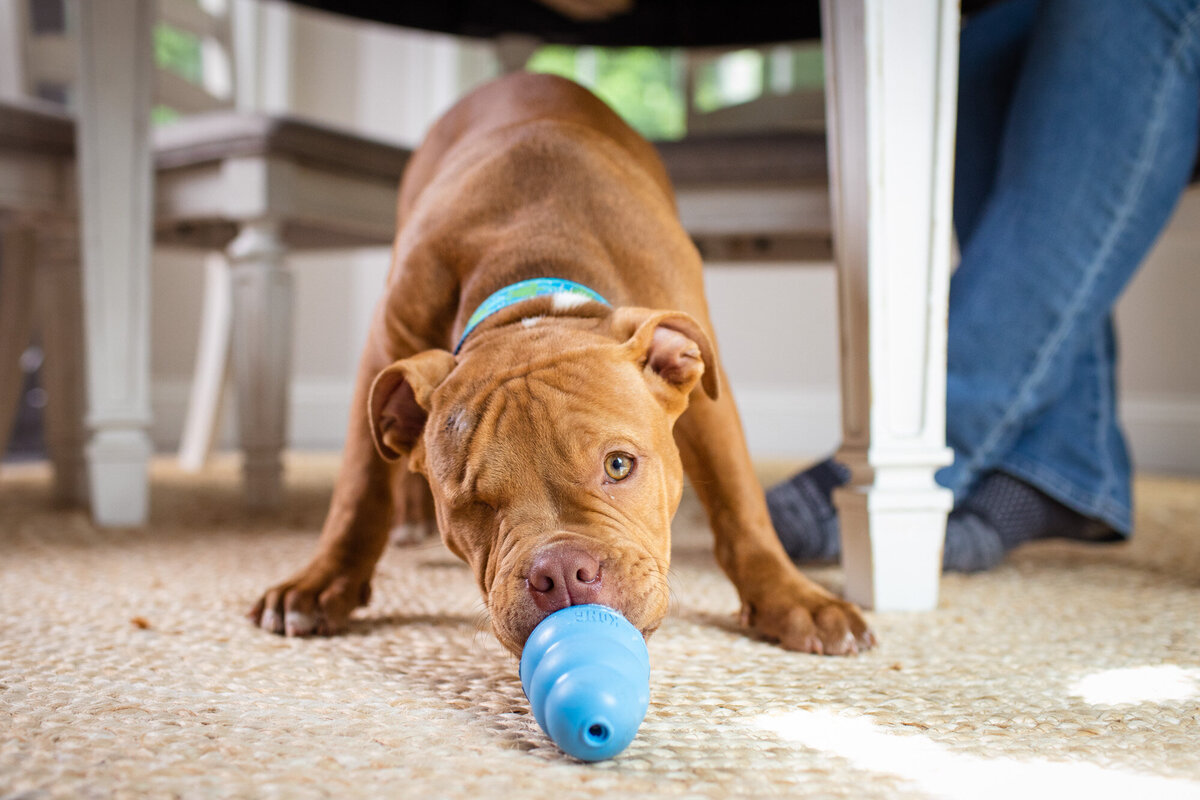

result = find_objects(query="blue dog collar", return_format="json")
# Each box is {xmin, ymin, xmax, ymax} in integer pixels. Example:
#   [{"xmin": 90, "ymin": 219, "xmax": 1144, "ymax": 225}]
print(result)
[{"xmin": 454, "ymin": 278, "xmax": 609, "ymax": 354}]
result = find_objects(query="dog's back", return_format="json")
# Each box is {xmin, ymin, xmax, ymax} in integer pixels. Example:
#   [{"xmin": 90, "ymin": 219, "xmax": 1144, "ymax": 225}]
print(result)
[
  {"xmin": 396, "ymin": 72, "xmax": 675, "ymax": 224},
  {"xmin": 386, "ymin": 72, "xmax": 705, "ymax": 329}
]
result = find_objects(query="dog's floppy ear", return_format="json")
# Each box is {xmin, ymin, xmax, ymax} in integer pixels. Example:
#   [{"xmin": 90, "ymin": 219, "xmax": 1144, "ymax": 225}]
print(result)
[
  {"xmin": 368, "ymin": 349, "xmax": 457, "ymax": 462},
  {"xmin": 611, "ymin": 307, "xmax": 719, "ymax": 408}
]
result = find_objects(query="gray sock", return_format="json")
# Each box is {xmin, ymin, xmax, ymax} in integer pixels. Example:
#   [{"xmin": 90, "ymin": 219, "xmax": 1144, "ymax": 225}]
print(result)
[
  {"xmin": 771, "ymin": 465, "xmax": 1115, "ymax": 573},
  {"xmin": 942, "ymin": 471, "xmax": 1118, "ymax": 573},
  {"xmin": 767, "ymin": 459, "xmax": 850, "ymax": 563},
  {"xmin": 942, "ymin": 509, "xmax": 1008, "ymax": 573}
]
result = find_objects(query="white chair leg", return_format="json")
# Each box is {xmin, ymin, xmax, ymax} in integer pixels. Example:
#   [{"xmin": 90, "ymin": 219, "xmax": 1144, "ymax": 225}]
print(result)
[
  {"xmin": 35, "ymin": 226, "xmax": 88, "ymax": 506},
  {"xmin": 821, "ymin": 0, "xmax": 959, "ymax": 610},
  {"xmin": 178, "ymin": 252, "xmax": 233, "ymax": 472},
  {"xmin": 228, "ymin": 220, "xmax": 291, "ymax": 510},
  {"xmin": 75, "ymin": 0, "xmax": 155, "ymax": 527},
  {"xmin": 0, "ymin": 226, "xmax": 37, "ymax": 461}
]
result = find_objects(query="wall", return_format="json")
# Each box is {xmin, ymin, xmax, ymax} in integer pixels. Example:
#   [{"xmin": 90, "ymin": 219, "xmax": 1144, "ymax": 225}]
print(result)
[
  {"xmin": 147, "ymin": 8, "xmax": 1200, "ymax": 475},
  {"xmin": 1115, "ymin": 188, "xmax": 1200, "ymax": 473}
]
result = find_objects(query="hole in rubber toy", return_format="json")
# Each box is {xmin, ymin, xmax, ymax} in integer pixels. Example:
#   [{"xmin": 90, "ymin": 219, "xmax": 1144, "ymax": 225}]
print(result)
[{"xmin": 586, "ymin": 723, "xmax": 610, "ymax": 745}]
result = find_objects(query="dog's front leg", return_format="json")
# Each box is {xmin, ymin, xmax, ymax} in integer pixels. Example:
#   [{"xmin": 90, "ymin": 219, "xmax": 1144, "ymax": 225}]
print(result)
[
  {"xmin": 249, "ymin": 338, "xmax": 399, "ymax": 637},
  {"xmin": 674, "ymin": 370, "xmax": 875, "ymax": 655}
]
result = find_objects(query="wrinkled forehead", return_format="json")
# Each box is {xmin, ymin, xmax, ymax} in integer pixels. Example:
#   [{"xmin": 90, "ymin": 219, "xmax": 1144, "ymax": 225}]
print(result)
[{"xmin": 426, "ymin": 351, "xmax": 660, "ymax": 485}]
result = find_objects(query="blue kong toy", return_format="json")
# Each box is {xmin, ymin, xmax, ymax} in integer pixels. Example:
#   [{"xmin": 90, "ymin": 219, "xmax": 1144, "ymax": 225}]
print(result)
[{"xmin": 519, "ymin": 604, "xmax": 650, "ymax": 761}]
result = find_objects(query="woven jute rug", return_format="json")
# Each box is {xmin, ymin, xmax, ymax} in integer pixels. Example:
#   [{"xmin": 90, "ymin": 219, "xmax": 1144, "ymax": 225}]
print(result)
[{"xmin": 3, "ymin": 453, "xmax": 1199, "ymax": 799}]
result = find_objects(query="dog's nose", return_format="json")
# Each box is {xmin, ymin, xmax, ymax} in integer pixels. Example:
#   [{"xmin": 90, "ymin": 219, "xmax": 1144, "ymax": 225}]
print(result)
[{"xmin": 526, "ymin": 546, "xmax": 604, "ymax": 613}]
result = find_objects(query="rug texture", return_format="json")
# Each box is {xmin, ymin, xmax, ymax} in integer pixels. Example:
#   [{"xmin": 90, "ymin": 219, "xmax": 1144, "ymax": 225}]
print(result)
[{"xmin": 2, "ymin": 453, "xmax": 1200, "ymax": 799}]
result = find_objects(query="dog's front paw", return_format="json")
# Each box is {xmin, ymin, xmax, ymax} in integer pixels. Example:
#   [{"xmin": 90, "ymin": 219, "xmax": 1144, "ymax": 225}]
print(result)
[
  {"xmin": 740, "ymin": 581, "xmax": 875, "ymax": 656},
  {"xmin": 248, "ymin": 561, "xmax": 372, "ymax": 637}
]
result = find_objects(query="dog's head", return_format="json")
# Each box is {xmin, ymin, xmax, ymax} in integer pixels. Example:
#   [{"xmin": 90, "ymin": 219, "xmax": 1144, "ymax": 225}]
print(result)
[{"xmin": 367, "ymin": 305, "xmax": 718, "ymax": 654}]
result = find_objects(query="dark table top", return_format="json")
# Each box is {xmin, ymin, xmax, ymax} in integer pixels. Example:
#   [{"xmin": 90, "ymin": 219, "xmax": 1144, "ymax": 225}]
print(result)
[{"xmin": 281, "ymin": 0, "xmax": 823, "ymax": 47}]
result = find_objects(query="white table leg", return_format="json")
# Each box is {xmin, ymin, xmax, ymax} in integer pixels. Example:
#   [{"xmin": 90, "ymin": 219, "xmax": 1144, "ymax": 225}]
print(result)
[
  {"xmin": 74, "ymin": 0, "xmax": 156, "ymax": 526},
  {"xmin": 228, "ymin": 220, "xmax": 291, "ymax": 510},
  {"xmin": 821, "ymin": 0, "xmax": 959, "ymax": 610}
]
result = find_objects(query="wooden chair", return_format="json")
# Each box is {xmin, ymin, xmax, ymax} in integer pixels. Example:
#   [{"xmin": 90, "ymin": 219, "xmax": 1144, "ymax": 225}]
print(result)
[
  {"xmin": 154, "ymin": 111, "xmax": 410, "ymax": 509},
  {"xmin": 1, "ymin": 0, "xmax": 412, "ymax": 511},
  {"xmin": 659, "ymin": 130, "xmax": 831, "ymax": 264},
  {"xmin": 0, "ymin": 99, "xmax": 86, "ymax": 504}
]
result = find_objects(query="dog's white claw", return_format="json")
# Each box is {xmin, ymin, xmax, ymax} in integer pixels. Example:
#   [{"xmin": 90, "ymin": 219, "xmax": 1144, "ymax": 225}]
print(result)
[
  {"xmin": 260, "ymin": 608, "xmax": 283, "ymax": 634},
  {"xmin": 390, "ymin": 521, "xmax": 437, "ymax": 545},
  {"xmin": 285, "ymin": 611, "xmax": 316, "ymax": 636}
]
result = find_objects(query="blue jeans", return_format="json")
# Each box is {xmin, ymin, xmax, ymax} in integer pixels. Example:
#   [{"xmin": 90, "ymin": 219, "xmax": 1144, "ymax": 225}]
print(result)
[{"xmin": 937, "ymin": 0, "xmax": 1200, "ymax": 535}]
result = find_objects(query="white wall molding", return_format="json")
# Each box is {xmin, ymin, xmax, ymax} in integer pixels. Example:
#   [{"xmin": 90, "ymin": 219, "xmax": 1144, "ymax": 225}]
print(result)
[
  {"xmin": 1122, "ymin": 394, "xmax": 1200, "ymax": 474},
  {"xmin": 152, "ymin": 377, "xmax": 351, "ymax": 452},
  {"xmin": 151, "ymin": 379, "xmax": 847, "ymax": 460},
  {"xmin": 732, "ymin": 389, "xmax": 1200, "ymax": 473},
  {"xmin": 150, "ymin": 379, "xmax": 1200, "ymax": 474}
]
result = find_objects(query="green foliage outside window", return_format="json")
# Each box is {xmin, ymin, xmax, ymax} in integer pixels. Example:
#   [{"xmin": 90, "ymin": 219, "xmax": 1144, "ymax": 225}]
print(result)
[
  {"xmin": 790, "ymin": 45, "xmax": 825, "ymax": 89},
  {"xmin": 527, "ymin": 46, "xmax": 686, "ymax": 141},
  {"xmin": 152, "ymin": 22, "xmax": 202, "ymax": 124},
  {"xmin": 154, "ymin": 22, "xmax": 202, "ymax": 82},
  {"xmin": 526, "ymin": 43, "xmax": 823, "ymax": 141}
]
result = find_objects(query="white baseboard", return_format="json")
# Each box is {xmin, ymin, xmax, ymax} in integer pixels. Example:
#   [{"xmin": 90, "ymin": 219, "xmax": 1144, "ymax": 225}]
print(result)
[
  {"xmin": 149, "ymin": 378, "xmax": 845, "ymax": 459},
  {"xmin": 1122, "ymin": 395, "xmax": 1200, "ymax": 474},
  {"xmin": 150, "ymin": 379, "xmax": 1200, "ymax": 474},
  {"xmin": 719, "ymin": 388, "xmax": 1200, "ymax": 473},
  {"xmin": 732, "ymin": 389, "xmax": 1200, "ymax": 474},
  {"xmin": 151, "ymin": 377, "xmax": 353, "ymax": 453}
]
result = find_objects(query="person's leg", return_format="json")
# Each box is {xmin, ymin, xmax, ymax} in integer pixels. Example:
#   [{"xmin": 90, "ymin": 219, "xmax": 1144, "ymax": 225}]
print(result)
[
  {"xmin": 773, "ymin": 319, "xmax": 1129, "ymax": 568},
  {"xmin": 938, "ymin": 0, "xmax": 1200, "ymax": 512},
  {"xmin": 771, "ymin": 0, "xmax": 1200, "ymax": 566},
  {"xmin": 768, "ymin": 0, "xmax": 1037, "ymax": 561},
  {"xmin": 768, "ymin": 458, "xmax": 848, "ymax": 562},
  {"xmin": 942, "ymin": 317, "xmax": 1128, "ymax": 572},
  {"xmin": 954, "ymin": 0, "xmax": 1040, "ymax": 244},
  {"xmin": 996, "ymin": 316, "xmax": 1133, "ymax": 535},
  {"xmin": 933, "ymin": 0, "xmax": 1200, "ymax": 570}
]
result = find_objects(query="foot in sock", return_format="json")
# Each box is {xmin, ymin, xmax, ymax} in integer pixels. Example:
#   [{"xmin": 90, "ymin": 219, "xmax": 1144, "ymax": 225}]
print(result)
[
  {"xmin": 766, "ymin": 458, "xmax": 850, "ymax": 563},
  {"xmin": 768, "ymin": 461, "xmax": 1117, "ymax": 572},
  {"xmin": 942, "ymin": 471, "xmax": 1120, "ymax": 573}
]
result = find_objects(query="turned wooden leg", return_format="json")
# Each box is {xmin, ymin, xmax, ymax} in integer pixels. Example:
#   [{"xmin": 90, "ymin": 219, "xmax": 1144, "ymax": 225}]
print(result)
[
  {"xmin": 820, "ymin": 0, "xmax": 959, "ymax": 610},
  {"xmin": 228, "ymin": 221, "xmax": 292, "ymax": 510},
  {"xmin": 178, "ymin": 252, "xmax": 233, "ymax": 472},
  {"xmin": 0, "ymin": 226, "xmax": 37, "ymax": 461},
  {"xmin": 35, "ymin": 225, "xmax": 88, "ymax": 506},
  {"xmin": 74, "ymin": 0, "xmax": 155, "ymax": 526}
]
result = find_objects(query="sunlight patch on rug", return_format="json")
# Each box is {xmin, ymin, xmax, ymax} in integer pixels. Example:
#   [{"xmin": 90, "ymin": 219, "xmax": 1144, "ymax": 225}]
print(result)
[
  {"xmin": 751, "ymin": 709, "xmax": 1200, "ymax": 800},
  {"xmin": 1069, "ymin": 665, "xmax": 1200, "ymax": 706}
]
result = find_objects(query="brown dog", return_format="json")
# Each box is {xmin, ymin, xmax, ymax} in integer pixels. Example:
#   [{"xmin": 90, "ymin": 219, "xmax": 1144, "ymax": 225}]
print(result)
[{"xmin": 250, "ymin": 72, "xmax": 873, "ymax": 656}]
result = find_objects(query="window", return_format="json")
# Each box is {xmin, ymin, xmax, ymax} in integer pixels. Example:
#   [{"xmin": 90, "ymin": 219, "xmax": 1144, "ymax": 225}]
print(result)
[
  {"xmin": 527, "ymin": 46, "xmax": 686, "ymax": 140},
  {"xmin": 526, "ymin": 43, "xmax": 824, "ymax": 141},
  {"xmin": 154, "ymin": 20, "xmax": 204, "ymax": 123}
]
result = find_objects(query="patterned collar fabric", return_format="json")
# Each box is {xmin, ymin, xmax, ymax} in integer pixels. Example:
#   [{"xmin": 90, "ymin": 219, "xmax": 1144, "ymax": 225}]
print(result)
[{"xmin": 454, "ymin": 278, "xmax": 610, "ymax": 354}]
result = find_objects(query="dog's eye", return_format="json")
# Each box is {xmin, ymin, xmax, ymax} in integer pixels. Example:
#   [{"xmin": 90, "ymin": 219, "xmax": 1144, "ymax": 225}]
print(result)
[{"xmin": 603, "ymin": 452, "xmax": 635, "ymax": 481}]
